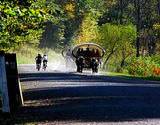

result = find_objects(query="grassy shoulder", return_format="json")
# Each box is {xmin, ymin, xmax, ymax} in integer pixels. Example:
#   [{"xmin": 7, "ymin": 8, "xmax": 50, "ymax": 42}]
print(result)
[
  {"xmin": 10, "ymin": 44, "xmax": 62, "ymax": 64},
  {"xmin": 104, "ymin": 71, "xmax": 160, "ymax": 81}
]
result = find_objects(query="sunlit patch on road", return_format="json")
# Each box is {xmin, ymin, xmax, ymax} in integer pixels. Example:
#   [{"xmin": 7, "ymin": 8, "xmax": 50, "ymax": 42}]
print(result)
[{"xmin": 18, "ymin": 56, "xmax": 103, "ymax": 75}]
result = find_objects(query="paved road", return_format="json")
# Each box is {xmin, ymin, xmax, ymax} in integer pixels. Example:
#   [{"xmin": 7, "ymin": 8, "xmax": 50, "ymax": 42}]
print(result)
[{"xmin": 16, "ymin": 64, "xmax": 160, "ymax": 125}]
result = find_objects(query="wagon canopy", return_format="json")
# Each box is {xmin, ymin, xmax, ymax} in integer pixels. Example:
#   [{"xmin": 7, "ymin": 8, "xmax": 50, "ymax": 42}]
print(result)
[{"xmin": 72, "ymin": 43, "xmax": 105, "ymax": 58}]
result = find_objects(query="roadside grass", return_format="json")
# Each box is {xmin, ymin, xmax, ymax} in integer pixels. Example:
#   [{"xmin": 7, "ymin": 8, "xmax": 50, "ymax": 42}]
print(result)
[
  {"xmin": 106, "ymin": 72, "xmax": 131, "ymax": 77},
  {"xmin": 104, "ymin": 71, "xmax": 160, "ymax": 81},
  {"xmin": 10, "ymin": 44, "xmax": 61, "ymax": 64}
]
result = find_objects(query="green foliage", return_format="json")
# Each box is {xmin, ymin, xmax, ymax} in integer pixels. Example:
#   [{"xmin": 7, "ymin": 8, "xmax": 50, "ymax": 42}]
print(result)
[
  {"xmin": 0, "ymin": 0, "xmax": 64, "ymax": 51},
  {"xmin": 126, "ymin": 56, "xmax": 160, "ymax": 77},
  {"xmin": 77, "ymin": 0, "xmax": 106, "ymax": 12},
  {"xmin": 0, "ymin": 0, "xmax": 159, "ymax": 80},
  {"xmin": 98, "ymin": 23, "xmax": 136, "ymax": 48},
  {"xmin": 151, "ymin": 54, "xmax": 160, "ymax": 65},
  {"xmin": 98, "ymin": 23, "xmax": 136, "ymax": 70},
  {"xmin": 73, "ymin": 11, "xmax": 99, "ymax": 44}
]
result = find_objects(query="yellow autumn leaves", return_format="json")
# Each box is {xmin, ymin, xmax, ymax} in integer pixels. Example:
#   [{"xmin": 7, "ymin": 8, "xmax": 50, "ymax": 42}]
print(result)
[{"xmin": 64, "ymin": 1, "xmax": 76, "ymax": 18}]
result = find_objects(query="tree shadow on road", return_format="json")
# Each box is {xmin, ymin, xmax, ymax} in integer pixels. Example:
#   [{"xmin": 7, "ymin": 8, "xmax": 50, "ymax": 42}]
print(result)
[
  {"xmin": 11, "ymin": 73, "xmax": 160, "ymax": 124},
  {"xmin": 15, "ymin": 90, "xmax": 160, "ymax": 123}
]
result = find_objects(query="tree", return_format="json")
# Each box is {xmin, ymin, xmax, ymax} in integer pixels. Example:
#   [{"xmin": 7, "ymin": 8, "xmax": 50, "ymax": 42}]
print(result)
[
  {"xmin": 0, "ymin": 0, "xmax": 64, "ymax": 50},
  {"xmin": 98, "ymin": 24, "xmax": 136, "ymax": 69}
]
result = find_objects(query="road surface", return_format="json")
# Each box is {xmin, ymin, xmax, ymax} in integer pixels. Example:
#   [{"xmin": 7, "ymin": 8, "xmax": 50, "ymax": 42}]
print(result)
[{"xmin": 15, "ymin": 64, "xmax": 160, "ymax": 125}]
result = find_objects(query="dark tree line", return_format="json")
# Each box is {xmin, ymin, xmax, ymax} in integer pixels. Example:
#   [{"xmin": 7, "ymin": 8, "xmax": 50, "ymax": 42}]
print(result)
[{"xmin": 99, "ymin": 0, "xmax": 160, "ymax": 56}]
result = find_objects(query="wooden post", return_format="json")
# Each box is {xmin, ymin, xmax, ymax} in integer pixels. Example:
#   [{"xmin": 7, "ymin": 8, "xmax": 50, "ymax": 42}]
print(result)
[
  {"xmin": 0, "ymin": 51, "xmax": 10, "ymax": 113},
  {"xmin": 5, "ymin": 53, "xmax": 23, "ymax": 112},
  {"xmin": 0, "ymin": 52, "xmax": 23, "ymax": 113}
]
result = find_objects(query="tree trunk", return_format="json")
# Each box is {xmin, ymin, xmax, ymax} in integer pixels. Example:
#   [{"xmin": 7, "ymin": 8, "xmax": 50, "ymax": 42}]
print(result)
[
  {"xmin": 119, "ymin": 0, "xmax": 123, "ymax": 24},
  {"xmin": 135, "ymin": 0, "xmax": 141, "ymax": 57},
  {"xmin": 136, "ymin": 36, "xmax": 140, "ymax": 57},
  {"xmin": 148, "ymin": 34, "xmax": 156, "ymax": 55},
  {"xmin": 158, "ymin": 0, "xmax": 160, "ymax": 15},
  {"xmin": 120, "ymin": 48, "xmax": 125, "ymax": 67},
  {"xmin": 102, "ymin": 53, "xmax": 113, "ymax": 70},
  {"xmin": 120, "ymin": 59, "xmax": 125, "ymax": 67}
]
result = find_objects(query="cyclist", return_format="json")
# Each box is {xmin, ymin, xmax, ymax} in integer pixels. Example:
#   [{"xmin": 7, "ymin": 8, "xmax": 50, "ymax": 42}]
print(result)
[
  {"xmin": 35, "ymin": 54, "xmax": 42, "ymax": 70},
  {"xmin": 42, "ymin": 54, "xmax": 48, "ymax": 70}
]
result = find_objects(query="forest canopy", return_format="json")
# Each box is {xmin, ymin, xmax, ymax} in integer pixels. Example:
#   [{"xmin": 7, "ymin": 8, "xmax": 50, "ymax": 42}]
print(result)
[{"xmin": 0, "ymin": 0, "xmax": 160, "ymax": 76}]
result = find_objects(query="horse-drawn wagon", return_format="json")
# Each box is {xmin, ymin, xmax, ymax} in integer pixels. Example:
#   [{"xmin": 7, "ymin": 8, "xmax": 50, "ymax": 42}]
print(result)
[{"xmin": 72, "ymin": 43, "xmax": 105, "ymax": 73}]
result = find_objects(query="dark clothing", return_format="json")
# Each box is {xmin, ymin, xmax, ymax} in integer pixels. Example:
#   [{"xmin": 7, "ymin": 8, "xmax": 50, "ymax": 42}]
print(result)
[
  {"xmin": 95, "ymin": 50, "xmax": 100, "ymax": 57},
  {"xmin": 43, "ymin": 60, "xmax": 47, "ymax": 63},
  {"xmin": 91, "ymin": 58, "xmax": 99, "ymax": 73},
  {"xmin": 77, "ymin": 48, "xmax": 84, "ymax": 57},
  {"xmin": 35, "ymin": 55, "xmax": 42, "ymax": 64},
  {"xmin": 77, "ymin": 48, "xmax": 81, "ymax": 57},
  {"xmin": 76, "ymin": 56, "xmax": 84, "ymax": 72},
  {"xmin": 43, "ymin": 60, "xmax": 47, "ymax": 68},
  {"xmin": 85, "ymin": 48, "xmax": 91, "ymax": 57},
  {"xmin": 43, "ymin": 60, "xmax": 47, "ymax": 67}
]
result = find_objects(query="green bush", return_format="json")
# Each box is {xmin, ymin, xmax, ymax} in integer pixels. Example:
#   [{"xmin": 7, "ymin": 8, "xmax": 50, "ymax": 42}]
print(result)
[
  {"xmin": 151, "ymin": 55, "xmax": 160, "ymax": 66},
  {"xmin": 126, "ymin": 56, "xmax": 160, "ymax": 77}
]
